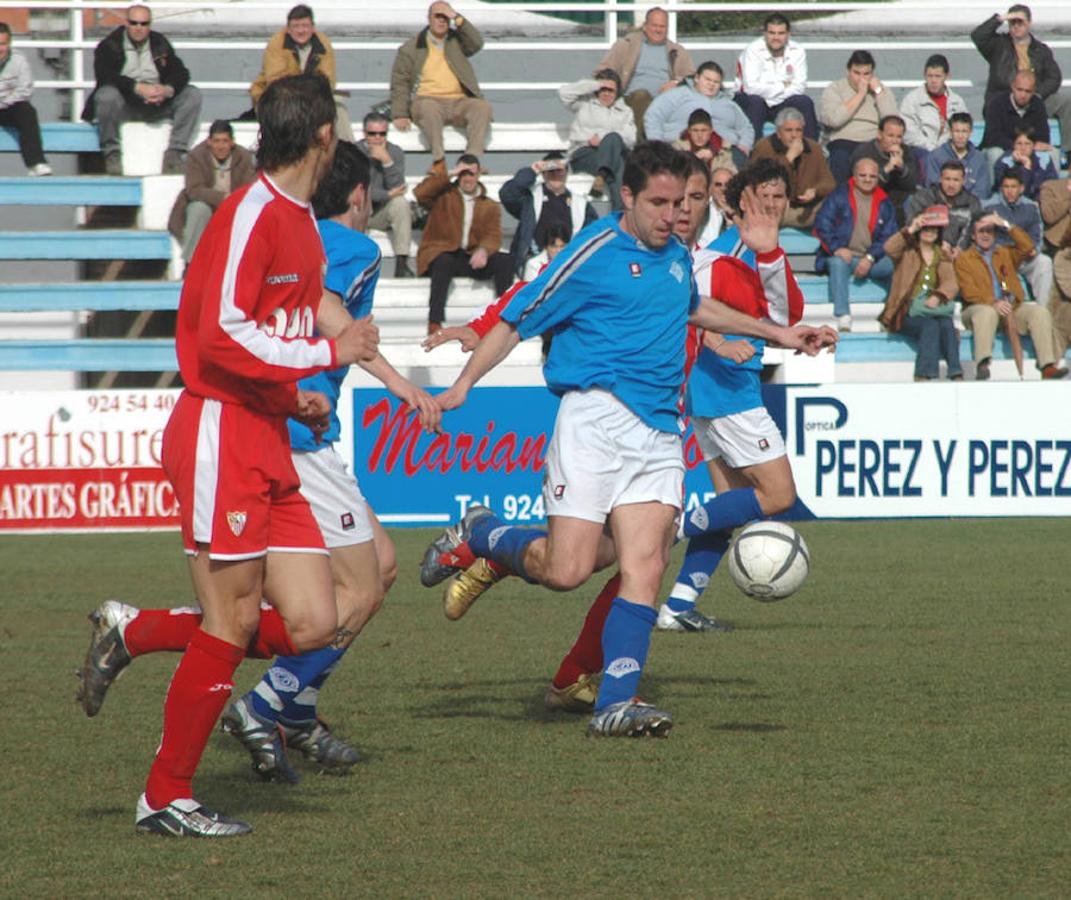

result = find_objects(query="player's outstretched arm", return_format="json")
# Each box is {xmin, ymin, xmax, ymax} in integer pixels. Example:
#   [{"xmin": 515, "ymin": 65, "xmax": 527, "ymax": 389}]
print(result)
[
  {"xmin": 437, "ymin": 320, "xmax": 521, "ymax": 411},
  {"xmin": 294, "ymin": 390, "xmax": 331, "ymax": 442},
  {"xmin": 422, "ymin": 325, "xmax": 481, "ymax": 352},
  {"xmin": 361, "ymin": 353, "xmax": 442, "ymax": 433},
  {"xmin": 691, "ymin": 297, "xmax": 837, "ymax": 356}
]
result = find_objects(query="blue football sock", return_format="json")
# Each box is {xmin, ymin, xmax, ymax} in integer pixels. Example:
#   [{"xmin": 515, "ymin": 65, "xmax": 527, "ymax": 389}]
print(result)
[
  {"xmin": 467, "ymin": 512, "xmax": 544, "ymax": 584},
  {"xmin": 666, "ymin": 530, "xmax": 731, "ymax": 613},
  {"xmin": 278, "ymin": 658, "xmax": 341, "ymax": 724},
  {"xmin": 248, "ymin": 644, "xmax": 348, "ymax": 723},
  {"xmin": 681, "ymin": 488, "xmax": 762, "ymax": 538},
  {"xmin": 595, "ymin": 598, "xmax": 657, "ymax": 711}
]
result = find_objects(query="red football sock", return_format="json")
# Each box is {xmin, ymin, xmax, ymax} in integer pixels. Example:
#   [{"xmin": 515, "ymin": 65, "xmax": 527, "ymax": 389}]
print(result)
[
  {"xmin": 124, "ymin": 608, "xmax": 201, "ymax": 657},
  {"xmin": 552, "ymin": 571, "xmax": 620, "ymax": 689},
  {"xmin": 144, "ymin": 628, "xmax": 245, "ymax": 808},
  {"xmin": 246, "ymin": 606, "xmax": 297, "ymax": 658}
]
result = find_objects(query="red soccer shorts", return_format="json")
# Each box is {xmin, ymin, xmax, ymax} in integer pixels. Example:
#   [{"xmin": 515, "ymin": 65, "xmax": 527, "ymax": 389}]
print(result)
[{"xmin": 162, "ymin": 391, "xmax": 326, "ymax": 560}]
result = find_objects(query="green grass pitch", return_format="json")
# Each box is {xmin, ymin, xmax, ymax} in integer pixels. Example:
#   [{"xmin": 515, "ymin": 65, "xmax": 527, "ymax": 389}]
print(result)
[{"xmin": 2, "ymin": 520, "xmax": 1068, "ymax": 897}]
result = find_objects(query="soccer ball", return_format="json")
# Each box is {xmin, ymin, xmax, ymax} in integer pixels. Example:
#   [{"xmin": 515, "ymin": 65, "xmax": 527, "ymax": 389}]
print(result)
[{"xmin": 727, "ymin": 521, "xmax": 810, "ymax": 601}]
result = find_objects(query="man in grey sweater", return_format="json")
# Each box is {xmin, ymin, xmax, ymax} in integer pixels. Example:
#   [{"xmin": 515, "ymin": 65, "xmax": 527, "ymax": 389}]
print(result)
[{"xmin": 356, "ymin": 111, "xmax": 414, "ymax": 278}]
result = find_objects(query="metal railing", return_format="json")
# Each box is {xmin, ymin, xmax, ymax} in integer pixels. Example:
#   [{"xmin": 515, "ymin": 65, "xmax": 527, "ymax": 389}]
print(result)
[{"xmin": 4, "ymin": 0, "xmax": 1071, "ymax": 121}]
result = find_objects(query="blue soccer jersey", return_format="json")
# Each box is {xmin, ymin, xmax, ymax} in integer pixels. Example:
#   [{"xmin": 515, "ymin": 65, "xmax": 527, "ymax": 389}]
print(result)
[
  {"xmin": 502, "ymin": 213, "xmax": 700, "ymax": 434},
  {"xmin": 288, "ymin": 219, "xmax": 381, "ymax": 451}
]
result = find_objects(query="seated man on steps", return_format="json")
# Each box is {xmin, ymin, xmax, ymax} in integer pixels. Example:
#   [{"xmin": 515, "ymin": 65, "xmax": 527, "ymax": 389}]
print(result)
[
  {"xmin": 0, "ymin": 24, "xmax": 51, "ymax": 176},
  {"xmin": 414, "ymin": 153, "xmax": 513, "ymax": 334},
  {"xmin": 81, "ymin": 4, "xmax": 202, "ymax": 175},
  {"xmin": 356, "ymin": 110, "xmax": 415, "ymax": 278}
]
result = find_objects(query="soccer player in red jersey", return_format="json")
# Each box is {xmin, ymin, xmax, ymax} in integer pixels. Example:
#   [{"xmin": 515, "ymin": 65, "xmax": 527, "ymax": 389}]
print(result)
[{"xmin": 77, "ymin": 74, "xmax": 379, "ymax": 837}]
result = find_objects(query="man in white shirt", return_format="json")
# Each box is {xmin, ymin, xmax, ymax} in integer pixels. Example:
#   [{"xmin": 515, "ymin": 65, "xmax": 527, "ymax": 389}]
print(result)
[
  {"xmin": 0, "ymin": 24, "xmax": 51, "ymax": 175},
  {"xmin": 733, "ymin": 14, "xmax": 817, "ymax": 143}
]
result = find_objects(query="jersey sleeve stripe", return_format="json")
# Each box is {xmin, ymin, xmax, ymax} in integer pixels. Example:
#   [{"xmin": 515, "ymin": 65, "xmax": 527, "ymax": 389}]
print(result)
[
  {"xmin": 218, "ymin": 181, "xmax": 333, "ymax": 372},
  {"xmin": 345, "ymin": 254, "xmax": 381, "ymax": 309},
  {"xmin": 515, "ymin": 227, "xmax": 616, "ymax": 322},
  {"xmin": 757, "ymin": 253, "xmax": 790, "ymax": 325}
]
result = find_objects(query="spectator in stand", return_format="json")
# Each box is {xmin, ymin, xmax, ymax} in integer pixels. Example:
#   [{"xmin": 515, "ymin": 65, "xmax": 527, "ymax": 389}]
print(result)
[
  {"xmin": 992, "ymin": 126, "xmax": 1058, "ymax": 202},
  {"xmin": 899, "ymin": 54, "xmax": 969, "ymax": 165},
  {"xmin": 1049, "ymin": 227, "xmax": 1071, "ymax": 356},
  {"xmin": 167, "ymin": 119, "xmax": 256, "ymax": 266},
  {"xmin": 850, "ymin": 115, "xmax": 918, "ymax": 223},
  {"xmin": 499, "ymin": 151, "xmax": 598, "ymax": 279},
  {"xmin": 955, "ymin": 209, "xmax": 1066, "ymax": 380},
  {"xmin": 733, "ymin": 13, "xmax": 817, "ymax": 142},
  {"xmin": 905, "ymin": 160, "xmax": 983, "ymax": 253},
  {"xmin": 879, "ymin": 212, "xmax": 962, "ymax": 381},
  {"xmin": 82, "ymin": 5, "xmax": 202, "ymax": 176},
  {"xmin": 248, "ymin": 5, "xmax": 352, "ymax": 140},
  {"xmin": 414, "ymin": 154, "xmax": 513, "ymax": 334},
  {"xmin": 356, "ymin": 111, "xmax": 414, "ymax": 278},
  {"xmin": 673, "ymin": 109, "xmax": 735, "ymax": 175},
  {"xmin": 972, "ymin": 6, "xmax": 1071, "ymax": 167},
  {"xmin": 980, "ymin": 69, "xmax": 1054, "ymax": 170},
  {"xmin": 819, "ymin": 50, "xmax": 898, "ymax": 184},
  {"xmin": 815, "ymin": 156, "xmax": 898, "ymax": 331},
  {"xmin": 596, "ymin": 6, "xmax": 695, "ymax": 141},
  {"xmin": 390, "ymin": 1, "xmax": 493, "ymax": 163},
  {"xmin": 558, "ymin": 69, "xmax": 636, "ymax": 211},
  {"xmin": 695, "ymin": 165, "xmax": 734, "ymax": 246},
  {"xmin": 1039, "ymin": 176, "xmax": 1071, "ymax": 249},
  {"xmin": 749, "ymin": 106, "xmax": 833, "ymax": 228},
  {"xmin": 645, "ymin": 61, "xmax": 754, "ymax": 167},
  {"xmin": 0, "ymin": 24, "xmax": 51, "ymax": 176},
  {"xmin": 986, "ymin": 168, "xmax": 1053, "ymax": 304},
  {"xmin": 924, "ymin": 112, "xmax": 992, "ymax": 200}
]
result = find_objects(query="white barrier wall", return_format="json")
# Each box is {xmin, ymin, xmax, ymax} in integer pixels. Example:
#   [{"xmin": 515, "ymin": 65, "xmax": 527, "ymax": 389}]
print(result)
[{"xmin": 1, "ymin": 383, "xmax": 1068, "ymax": 532}]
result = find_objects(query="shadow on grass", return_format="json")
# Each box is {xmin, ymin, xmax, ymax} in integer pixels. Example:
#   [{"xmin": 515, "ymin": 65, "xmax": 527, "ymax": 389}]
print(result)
[{"xmin": 712, "ymin": 722, "xmax": 787, "ymax": 733}]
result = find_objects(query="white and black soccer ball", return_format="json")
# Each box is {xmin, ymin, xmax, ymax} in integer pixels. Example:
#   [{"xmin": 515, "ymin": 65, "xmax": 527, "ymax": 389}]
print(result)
[{"xmin": 728, "ymin": 521, "xmax": 810, "ymax": 601}]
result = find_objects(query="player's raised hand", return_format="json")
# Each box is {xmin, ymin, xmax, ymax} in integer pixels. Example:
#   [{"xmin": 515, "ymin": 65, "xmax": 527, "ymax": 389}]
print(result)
[
  {"xmin": 422, "ymin": 324, "xmax": 480, "ymax": 352},
  {"xmin": 335, "ymin": 316, "xmax": 379, "ymax": 364},
  {"xmin": 737, "ymin": 186, "xmax": 779, "ymax": 254},
  {"xmin": 294, "ymin": 390, "xmax": 331, "ymax": 442}
]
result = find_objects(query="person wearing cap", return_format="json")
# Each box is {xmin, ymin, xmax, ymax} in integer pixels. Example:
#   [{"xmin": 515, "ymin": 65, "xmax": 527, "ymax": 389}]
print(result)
[
  {"xmin": 414, "ymin": 153, "xmax": 513, "ymax": 334},
  {"xmin": 499, "ymin": 151, "xmax": 598, "ymax": 279},
  {"xmin": 972, "ymin": 6, "xmax": 1071, "ymax": 165}
]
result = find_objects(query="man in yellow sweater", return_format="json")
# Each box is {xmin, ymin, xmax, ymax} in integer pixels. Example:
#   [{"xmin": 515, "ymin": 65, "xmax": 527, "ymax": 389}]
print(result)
[{"xmin": 390, "ymin": 1, "xmax": 493, "ymax": 162}]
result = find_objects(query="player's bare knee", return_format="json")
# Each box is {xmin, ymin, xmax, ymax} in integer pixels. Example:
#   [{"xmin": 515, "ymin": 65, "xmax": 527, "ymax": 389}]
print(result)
[
  {"xmin": 542, "ymin": 557, "xmax": 592, "ymax": 592},
  {"xmin": 757, "ymin": 482, "xmax": 797, "ymax": 517},
  {"xmin": 379, "ymin": 558, "xmax": 398, "ymax": 593}
]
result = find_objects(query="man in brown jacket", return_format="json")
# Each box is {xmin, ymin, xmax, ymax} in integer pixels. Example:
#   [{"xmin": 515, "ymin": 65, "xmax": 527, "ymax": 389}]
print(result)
[
  {"xmin": 390, "ymin": 1, "xmax": 493, "ymax": 162},
  {"xmin": 248, "ymin": 5, "xmax": 352, "ymax": 139},
  {"xmin": 749, "ymin": 107, "xmax": 834, "ymax": 227},
  {"xmin": 1039, "ymin": 176, "xmax": 1071, "ymax": 250},
  {"xmin": 596, "ymin": 7, "xmax": 695, "ymax": 141},
  {"xmin": 167, "ymin": 120, "xmax": 256, "ymax": 263},
  {"xmin": 415, "ymin": 154, "xmax": 513, "ymax": 333},
  {"xmin": 954, "ymin": 210, "xmax": 1066, "ymax": 379}
]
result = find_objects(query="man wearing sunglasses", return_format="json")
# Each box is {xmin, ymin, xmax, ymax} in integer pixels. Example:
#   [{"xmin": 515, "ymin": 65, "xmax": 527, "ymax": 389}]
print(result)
[
  {"xmin": 390, "ymin": 1, "xmax": 493, "ymax": 163},
  {"xmin": 357, "ymin": 111, "xmax": 415, "ymax": 278},
  {"xmin": 81, "ymin": 4, "xmax": 202, "ymax": 175}
]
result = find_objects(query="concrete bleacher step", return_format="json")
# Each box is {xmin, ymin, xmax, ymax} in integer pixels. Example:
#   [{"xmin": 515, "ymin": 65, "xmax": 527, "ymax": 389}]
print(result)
[
  {"xmin": 0, "ymin": 338, "xmax": 175, "ymax": 371},
  {"xmin": 0, "ymin": 176, "xmax": 141, "ymax": 206},
  {"xmin": 0, "ymin": 230, "xmax": 172, "ymax": 260}
]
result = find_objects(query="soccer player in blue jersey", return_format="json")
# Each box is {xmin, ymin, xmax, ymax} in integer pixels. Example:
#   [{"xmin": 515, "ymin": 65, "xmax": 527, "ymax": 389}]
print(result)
[
  {"xmin": 80, "ymin": 143, "xmax": 440, "ymax": 783},
  {"xmin": 659, "ymin": 159, "xmax": 827, "ymax": 632},
  {"xmin": 420, "ymin": 142, "xmax": 833, "ymax": 737}
]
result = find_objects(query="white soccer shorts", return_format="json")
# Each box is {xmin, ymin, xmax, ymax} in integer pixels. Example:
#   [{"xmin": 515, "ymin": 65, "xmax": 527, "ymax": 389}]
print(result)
[
  {"xmin": 542, "ymin": 388, "xmax": 684, "ymax": 523},
  {"xmin": 291, "ymin": 447, "xmax": 374, "ymax": 548},
  {"xmin": 692, "ymin": 407, "xmax": 786, "ymax": 469}
]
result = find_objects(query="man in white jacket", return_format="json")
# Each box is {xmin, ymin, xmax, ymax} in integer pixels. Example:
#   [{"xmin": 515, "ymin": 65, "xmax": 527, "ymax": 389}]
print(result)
[
  {"xmin": 733, "ymin": 14, "xmax": 817, "ymax": 142},
  {"xmin": 559, "ymin": 69, "xmax": 637, "ymax": 210},
  {"xmin": 0, "ymin": 24, "xmax": 51, "ymax": 175},
  {"xmin": 899, "ymin": 54, "xmax": 968, "ymax": 163}
]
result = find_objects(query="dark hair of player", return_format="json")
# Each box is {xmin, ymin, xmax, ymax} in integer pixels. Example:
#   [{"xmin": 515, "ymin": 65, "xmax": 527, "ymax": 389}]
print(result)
[
  {"xmin": 255, "ymin": 73, "xmax": 336, "ymax": 172},
  {"xmin": 724, "ymin": 158, "xmax": 790, "ymax": 216},
  {"xmin": 311, "ymin": 140, "xmax": 370, "ymax": 220},
  {"xmin": 683, "ymin": 152, "xmax": 712, "ymax": 189},
  {"xmin": 621, "ymin": 141, "xmax": 691, "ymax": 196}
]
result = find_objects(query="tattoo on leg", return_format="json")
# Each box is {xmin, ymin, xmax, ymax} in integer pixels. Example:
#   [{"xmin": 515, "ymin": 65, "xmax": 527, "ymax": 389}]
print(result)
[{"xmin": 330, "ymin": 627, "xmax": 355, "ymax": 649}]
